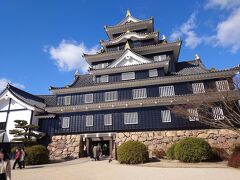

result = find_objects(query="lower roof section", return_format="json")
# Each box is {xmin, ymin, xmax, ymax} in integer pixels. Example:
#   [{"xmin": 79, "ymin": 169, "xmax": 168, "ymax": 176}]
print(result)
[
  {"xmin": 45, "ymin": 91, "xmax": 240, "ymax": 114},
  {"xmin": 50, "ymin": 68, "xmax": 239, "ymax": 94}
]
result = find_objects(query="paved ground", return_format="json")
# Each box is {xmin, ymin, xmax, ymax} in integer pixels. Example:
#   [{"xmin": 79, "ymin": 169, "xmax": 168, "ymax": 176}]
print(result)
[{"xmin": 12, "ymin": 158, "xmax": 240, "ymax": 180}]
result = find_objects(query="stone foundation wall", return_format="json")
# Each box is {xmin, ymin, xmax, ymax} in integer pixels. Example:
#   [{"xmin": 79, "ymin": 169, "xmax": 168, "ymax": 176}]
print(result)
[
  {"xmin": 47, "ymin": 134, "xmax": 81, "ymax": 160},
  {"xmin": 115, "ymin": 129, "xmax": 240, "ymax": 156}
]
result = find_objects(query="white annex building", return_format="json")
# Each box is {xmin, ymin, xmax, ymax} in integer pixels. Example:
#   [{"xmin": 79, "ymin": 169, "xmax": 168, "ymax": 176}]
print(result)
[{"xmin": 0, "ymin": 84, "xmax": 46, "ymax": 143}]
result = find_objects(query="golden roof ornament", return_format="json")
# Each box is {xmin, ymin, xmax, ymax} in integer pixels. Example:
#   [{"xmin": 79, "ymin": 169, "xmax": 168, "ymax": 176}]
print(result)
[
  {"xmin": 124, "ymin": 41, "xmax": 131, "ymax": 50},
  {"xmin": 195, "ymin": 54, "xmax": 200, "ymax": 60},
  {"xmin": 162, "ymin": 35, "xmax": 167, "ymax": 44},
  {"xmin": 126, "ymin": 9, "xmax": 131, "ymax": 17},
  {"xmin": 74, "ymin": 69, "xmax": 79, "ymax": 77}
]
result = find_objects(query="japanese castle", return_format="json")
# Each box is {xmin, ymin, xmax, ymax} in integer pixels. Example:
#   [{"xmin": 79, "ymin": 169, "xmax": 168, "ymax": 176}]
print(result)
[{"xmin": 0, "ymin": 10, "xmax": 239, "ymax": 158}]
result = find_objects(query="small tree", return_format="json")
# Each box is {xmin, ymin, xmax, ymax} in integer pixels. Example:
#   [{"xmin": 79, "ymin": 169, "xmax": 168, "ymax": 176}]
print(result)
[
  {"xmin": 172, "ymin": 75, "xmax": 240, "ymax": 135},
  {"xmin": 9, "ymin": 120, "xmax": 42, "ymax": 146}
]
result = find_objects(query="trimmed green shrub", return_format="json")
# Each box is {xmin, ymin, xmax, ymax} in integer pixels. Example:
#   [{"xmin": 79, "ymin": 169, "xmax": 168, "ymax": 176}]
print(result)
[
  {"xmin": 26, "ymin": 145, "xmax": 49, "ymax": 165},
  {"xmin": 152, "ymin": 148, "xmax": 166, "ymax": 159},
  {"xmin": 166, "ymin": 143, "xmax": 176, "ymax": 160},
  {"xmin": 174, "ymin": 137, "xmax": 212, "ymax": 163},
  {"xmin": 117, "ymin": 141, "xmax": 149, "ymax": 164},
  {"xmin": 11, "ymin": 146, "xmax": 19, "ymax": 154}
]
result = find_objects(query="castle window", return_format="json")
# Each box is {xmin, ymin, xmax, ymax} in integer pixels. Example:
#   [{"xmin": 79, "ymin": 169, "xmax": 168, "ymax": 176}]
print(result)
[
  {"xmin": 212, "ymin": 107, "xmax": 224, "ymax": 120},
  {"xmin": 149, "ymin": 69, "xmax": 158, "ymax": 77},
  {"xmin": 124, "ymin": 112, "xmax": 138, "ymax": 124},
  {"xmin": 104, "ymin": 114, "xmax": 112, "ymax": 126},
  {"xmin": 132, "ymin": 88, "xmax": 147, "ymax": 99},
  {"xmin": 62, "ymin": 117, "xmax": 70, "ymax": 128},
  {"xmin": 192, "ymin": 83, "xmax": 205, "ymax": 94},
  {"xmin": 159, "ymin": 86, "xmax": 175, "ymax": 97},
  {"xmin": 105, "ymin": 91, "xmax": 118, "ymax": 101},
  {"xmin": 187, "ymin": 108, "xmax": 199, "ymax": 121},
  {"xmin": 100, "ymin": 75, "xmax": 109, "ymax": 83},
  {"xmin": 93, "ymin": 63, "xmax": 108, "ymax": 69},
  {"xmin": 133, "ymin": 41, "xmax": 141, "ymax": 48},
  {"xmin": 154, "ymin": 54, "xmax": 167, "ymax": 61},
  {"xmin": 161, "ymin": 110, "xmax": 171, "ymax": 123},
  {"xmin": 122, "ymin": 72, "xmax": 135, "ymax": 80},
  {"xmin": 84, "ymin": 94, "xmax": 93, "ymax": 103},
  {"xmin": 86, "ymin": 115, "xmax": 93, "ymax": 127},
  {"xmin": 64, "ymin": 96, "xmax": 71, "ymax": 105},
  {"xmin": 216, "ymin": 80, "xmax": 229, "ymax": 92}
]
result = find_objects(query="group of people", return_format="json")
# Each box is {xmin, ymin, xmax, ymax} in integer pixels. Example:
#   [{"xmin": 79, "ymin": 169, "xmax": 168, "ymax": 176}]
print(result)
[
  {"xmin": 83, "ymin": 143, "xmax": 110, "ymax": 161},
  {"xmin": 12, "ymin": 148, "xmax": 25, "ymax": 170}
]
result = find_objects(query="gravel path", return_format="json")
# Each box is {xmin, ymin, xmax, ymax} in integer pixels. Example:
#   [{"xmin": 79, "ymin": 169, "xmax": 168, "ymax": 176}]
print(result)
[{"xmin": 12, "ymin": 159, "xmax": 240, "ymax": 180}]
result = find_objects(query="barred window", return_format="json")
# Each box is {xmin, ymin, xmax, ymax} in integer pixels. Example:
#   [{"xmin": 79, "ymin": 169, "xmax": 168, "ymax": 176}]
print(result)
[
  {"xmin": 105, "ymin": 91, "xmax": 118, "ymax": 101},
  {"xmin": 132, "ymin": 88, "xmax": 147, "ymax": 99},
  {"xmin": 93, "ymin": 63, "xmax": 108, "ymax": 69},
  {"xmin": 159, "ymin": 86, "xmax": 175, "ymax": 97},
  {"xmin": 64, "ymin": 96, "xmax": 71, "ymax": 105},
  {"xmin": 192, "ymin": 83, "xmax": 205, "ymax": 94},
  {"xmin": 212, "ymin": 107, "xmax": 224, "ymax": 120},
  {"xmin": 154, "ymin": 54, "xmax": 167, "ymax": 61},
  {"xmin": 86, "ymin": 115, "xmax": 93, "ymax": 127},
  {"xmin": 104, "ymin": 114, "xmax": 112, "ymax": 126},
  {"xmin": 187, "ymin": 108, "xmax": 199, "ymax": 121},
  {"xmin": 216, "ymin": 80, "xmax": 229, "ymax": 92},
  {"xmin": 62, "ymin": 117, "xmax": 70, "ymax": 128},
  {"xmin": 149, "ymin": 69, "xmax": 158, "ymax": 77},
  {"xmin": 84, "ymin": 94, "xmax": 93, "ymax": 103},
  {"xmin": 121, "ymin": 72, "xmax": 135, "ymax": 80},
  {"xmin": 161, "ymin": 110, "xmax": 171, "ymax": 123},
  {"xmin": 124, "ymin": 112, "xmax": 138, "ymax": 124},
  {"xmin": 100, "ymin": 75, "xmax": 109, "ymax": 83}
]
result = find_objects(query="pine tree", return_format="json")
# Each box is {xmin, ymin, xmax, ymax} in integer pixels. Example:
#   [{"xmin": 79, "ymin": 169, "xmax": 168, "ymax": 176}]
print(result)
[{"xmin": 9, "ymin": 120, "xmax": 42, "ymax": 146}]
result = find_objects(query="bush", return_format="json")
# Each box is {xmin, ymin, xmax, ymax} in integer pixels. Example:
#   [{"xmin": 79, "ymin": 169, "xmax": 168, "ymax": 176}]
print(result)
[
  {"xmin": 174, "ymin": 137, "xmax": 212, "ymax": 163},
  {"xmin": 166, "ymin": 143, "xmax": 176, "ymax": 160},
  {"xmin": 152, "ymin": 148, "xmax": 166, "ymax": 159},
  {"xmin": 11, "ymin": 146, "xmax": 19, "ymax": 154},
  {"xmin": 117, "ymin": 141, "xmax": 149, "ymax": 164},
  {"xmin": 228, "ymin": 151, "xmax": 240, "ymax": 168},
  {"xmin": 228, "ymin": 144, "xmax": 240, "ymax": 168},
  {"xmin": 26, "ymin": 145, "xmax": 49, "ymax": 165}
]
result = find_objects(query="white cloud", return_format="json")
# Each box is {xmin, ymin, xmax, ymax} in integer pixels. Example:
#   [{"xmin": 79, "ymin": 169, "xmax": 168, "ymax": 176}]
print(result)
[
  {"xmin": 170, "ymin": 12, "xmax": 203, "ymax": 49},
  {"xmin": 45, "ymin": 40, "xmax": 99, "ymax": 73},
  {"xmin": 205, "ymin": 0, "xmax": 240, "ymax": 10},
  {"xmin": 170, "ymin": 4, "xmax": 240, "ymax": 53},
  {"xmin": 215, "ymin": 8, "xmax": 240, "ymax": 52},
  {"xmin": 0, "ymin": 78, "xmax": 25, "ymax": 92}
]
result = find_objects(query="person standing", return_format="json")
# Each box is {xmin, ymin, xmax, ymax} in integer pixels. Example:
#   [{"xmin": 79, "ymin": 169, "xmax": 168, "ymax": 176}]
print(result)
[
  {"xmin": 92, "ymin": 145, "xmax": 97, "ymax": 161},
  {"xmin": 0, "ymin": 149, "xmax": 11, "ymax": 180},
  {"xmin": 96, "ymin": 143, "xmax": 102, "ymax": 161},
  {"xmin": 20, "ymin": 148, "xmax": 25, "ymax": 169},
  {"xmin": 12, "ymin": 149, "xmax": 21, "ymax": 169}
]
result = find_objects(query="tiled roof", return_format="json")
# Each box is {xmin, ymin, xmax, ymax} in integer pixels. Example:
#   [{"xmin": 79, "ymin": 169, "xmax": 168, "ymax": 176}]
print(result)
[
  {"xmin": 37, "ymin": 95, "xmax": 57, "ymax": 107},
  {"xmin": 5, "ymin": 84, "xmax": 46, "ymax": 109},
  {"xmin": 173, "ymin": 59, "xmax": 209, "ymax": 75},
  {"xmin": 50, "ymin": 74, "xmax": 96, "ymax": 90}
]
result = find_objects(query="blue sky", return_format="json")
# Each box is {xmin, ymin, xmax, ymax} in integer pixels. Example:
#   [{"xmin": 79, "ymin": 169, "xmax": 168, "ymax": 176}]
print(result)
[{"xmin": 0, "ymin": 0, "xmax": 239, "ymax": 94}]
